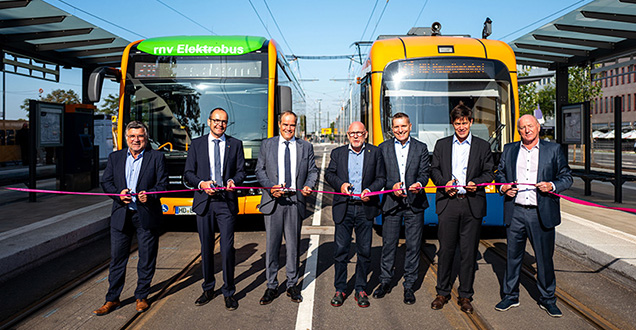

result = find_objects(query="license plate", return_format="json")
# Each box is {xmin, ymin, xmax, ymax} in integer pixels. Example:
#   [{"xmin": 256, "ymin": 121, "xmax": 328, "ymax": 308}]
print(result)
[{"xmin": 175, "ymin": 206, "xmax": 195, "ymax": 215}]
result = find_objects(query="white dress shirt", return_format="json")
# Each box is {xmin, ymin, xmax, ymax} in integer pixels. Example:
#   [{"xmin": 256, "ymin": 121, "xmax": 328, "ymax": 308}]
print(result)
[
  {"xmin": 515, "ymin": 142, "xmax": 539, "ymax": 206},
  {"xmin": 452, "ymin": 133, "xmax": 472, "ymax": 194},
  {"xmin": 394, "ymin": 137, "xmax": 410, "ymax": 185},
  {"xmin": 278, "ymin": 136, "xmax": 297, "ymax": 189}
]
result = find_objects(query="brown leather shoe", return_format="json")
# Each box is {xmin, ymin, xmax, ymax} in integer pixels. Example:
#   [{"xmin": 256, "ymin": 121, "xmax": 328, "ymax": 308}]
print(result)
[
  {"xmin": 93, "ymin": 300, "xmax": 121, "ymax": 316},
  {"xmin": 136, "ymin": 298, "xmax": 149, "ymax": 313},
  {"xmin": 431, "ymin": 295, "xmax": 450, "ymax": 310},
  {"xmin": 458, "ymin": 297, "xmax": 474, "ymax": 314}
]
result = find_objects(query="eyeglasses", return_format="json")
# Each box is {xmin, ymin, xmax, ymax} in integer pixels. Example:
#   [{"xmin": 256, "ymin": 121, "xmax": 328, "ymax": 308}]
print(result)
[
  {"xmin": 210, "ymin": 119, "xmax": 228, "ymax": 126},
  {"xmin": 348, "ymin": 131, "xmax": 366, "ymax": 137}
]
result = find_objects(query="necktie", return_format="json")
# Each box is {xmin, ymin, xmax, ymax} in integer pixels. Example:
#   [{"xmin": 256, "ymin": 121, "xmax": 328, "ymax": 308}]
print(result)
[
  {"xmin": 284, "ymin": 141, "xmax": 291, "ymax": 188},
  {"xmin": 214, "ymin": 139, "xmax": 222, "ymax": 186}
]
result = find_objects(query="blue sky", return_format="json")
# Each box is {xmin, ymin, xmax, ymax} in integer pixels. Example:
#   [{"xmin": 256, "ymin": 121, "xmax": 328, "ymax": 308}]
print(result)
[{"xmin": 4, "ymin": 0, "xmax": 593, "ymax": 128}]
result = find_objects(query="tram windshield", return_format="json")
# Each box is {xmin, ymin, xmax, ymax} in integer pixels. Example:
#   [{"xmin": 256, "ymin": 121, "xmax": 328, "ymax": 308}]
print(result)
[{"xmin": 381, "ymin": 58, "xmax": 513, "ymax": 151}]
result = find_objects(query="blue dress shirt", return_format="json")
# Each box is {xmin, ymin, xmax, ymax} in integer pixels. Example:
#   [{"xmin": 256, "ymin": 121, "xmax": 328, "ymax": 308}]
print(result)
[
  {"xmin": 125, "ymin": 148, "xmax": 144, "ymax": 210},
  {"xmin": 348, "ymin": 144, "xmax": 365, "ymax": 200}
]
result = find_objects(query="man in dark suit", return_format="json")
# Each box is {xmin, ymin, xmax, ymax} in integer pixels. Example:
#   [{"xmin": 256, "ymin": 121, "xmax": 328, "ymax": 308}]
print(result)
[
  {"xmin": 184, "ymin": 108, "xmax": 245, "ymax": 311},
  {"xmin": 94, "ymin": 121, "xmax": 167, "ymax": 316},
  {"xmin": 430, "ymin": 103, "xmax": 494, "ymax": 314},
  {"xmin": 255, "ymin": 111, "xmax": 319, "ymax": 305},
  {"xmin": 375, "ymin": 112, "xmax": 430, "ymax": 305},
  {"xmin": 325, "ymin": 121, "xmax": 386, "ymax": 308},
  {"xmin": 494, "ymin": 114, "xmax": 572, "ymax": 317}
]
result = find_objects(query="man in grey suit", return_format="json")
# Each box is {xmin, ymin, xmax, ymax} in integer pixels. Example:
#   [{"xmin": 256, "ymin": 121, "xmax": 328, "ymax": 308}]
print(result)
[
  {"xmin": 375, "ymin": 112, "xmax": 430, "ymax": 305},
  {"xmin": 256, "ymin": 111, "xmax": 319, "ymax": 305},
  {"xmin": 495, "ymin": 114, "xmax": 572, "ymax": 317}
]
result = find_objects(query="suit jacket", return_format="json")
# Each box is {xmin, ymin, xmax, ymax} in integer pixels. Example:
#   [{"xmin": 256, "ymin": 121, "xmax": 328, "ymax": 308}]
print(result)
[
  {"xmin": 324, "ymin": 144, "xmax": 386, "ymax": 223},
  {"xmin": 495, "ymin": 140, "xmax": 573, "ymax": 228},
  {"xmin": 183, "ymin": 134, "xmax": 246, "ymax": 216},
  {"xmin": 379, "ymin": 137, "xmax": 430, "ymax": 213},
  {"xmin": 255, "ymin": 136, "xmax": 319, "ymax": 218},
  {"xmin": 101, "ymin": 147, "xmax": 168, "ymax": 231},
  {"xmin": 431, "ymin": 135, "xmax": 495, "ymax": 219}
]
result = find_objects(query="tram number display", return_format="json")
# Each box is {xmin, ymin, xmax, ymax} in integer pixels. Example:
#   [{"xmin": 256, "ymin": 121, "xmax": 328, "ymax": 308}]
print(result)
[
  {"xmin": 134, "ymin": 60, "xmax": 262, "ymax": 78},
  {"xmin": 397, "ymin": 60, "xmax": 495, "ymax": 78}
]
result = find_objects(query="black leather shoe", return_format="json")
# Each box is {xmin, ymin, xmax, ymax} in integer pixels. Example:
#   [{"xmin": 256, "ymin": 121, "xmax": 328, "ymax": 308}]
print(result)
[
  {"xmin": 287, "ymin": 286, "xmax": 303, "ymax": 303},
  {"xmin": 330, "ymin": 291, "xmax": 345, "ymax": 307},
  {"xmin": 224, "ymin": 295, "xmax": 238, "ymax": 311},
  {"xmin": 259, "ymin": 288, "xmax": 278, "ymax": 305},
  {"xmin": 354, "ymin": 291, "xmax": 370, "ymax": 308},
  {"xmin": 404, "ymin": 288, "xmax": 416, "ymax": 305},
  {"xmin": 372, "ymin": 283, "xmax": 392, "ymax": 299},
  {"xmin": 195, "ymin": 290, "xmax": 215, "ymax": 306}
]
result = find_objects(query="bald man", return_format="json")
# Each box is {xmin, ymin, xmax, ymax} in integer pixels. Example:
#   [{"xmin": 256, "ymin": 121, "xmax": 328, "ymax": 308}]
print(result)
[
  {"xmin": 495, "ymin": 114, "xmax": 572, "ymax": 317},
  {"xmin": 324, "ymin": 122, "xmax": 386, "ymax": 308}
]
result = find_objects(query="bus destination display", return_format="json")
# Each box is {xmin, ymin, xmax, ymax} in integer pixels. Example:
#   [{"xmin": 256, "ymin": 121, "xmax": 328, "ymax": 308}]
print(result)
[{"xmin": 134, "ymin": 60, "xmax": 262, "ymax": 78}]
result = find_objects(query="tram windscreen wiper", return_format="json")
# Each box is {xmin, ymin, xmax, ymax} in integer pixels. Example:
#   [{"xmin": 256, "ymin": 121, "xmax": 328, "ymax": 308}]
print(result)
[{"xmin": 488, "ymin": 123, "xmax": 505, "ymax": 147}]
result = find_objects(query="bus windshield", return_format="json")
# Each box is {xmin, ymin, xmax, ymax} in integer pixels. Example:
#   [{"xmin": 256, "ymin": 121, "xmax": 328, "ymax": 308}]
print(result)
[
  {"xmin": 126, "ymin": 78, "xmax": 268, "ymax": 154},
  {"xmin": 381, "ymin": 58, "xmax": 512, "ymax": 151}
]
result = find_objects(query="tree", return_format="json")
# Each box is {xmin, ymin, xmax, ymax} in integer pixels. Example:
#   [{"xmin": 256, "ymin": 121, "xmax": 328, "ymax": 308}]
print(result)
[
  {"xmin": 20, "ymin": 89, "xmax": 81, "ymax": 114},
  {"xmin": 517, "ymin": 65, "xmax": 602, "ymax": 118},
  {"xmin": 568, "ymin": 66, "xmax": 602, "ymax": 103},
  {"xmin": 96, "ymin": 93, "xmax": 119, "ymax": 116},
  {"xmin": 537, "ymin": 83, "xmax": 555, "ymax": 118},
  {"xmin": 518, "ymin": 69, "xmax": 537, "ymax": 116}
]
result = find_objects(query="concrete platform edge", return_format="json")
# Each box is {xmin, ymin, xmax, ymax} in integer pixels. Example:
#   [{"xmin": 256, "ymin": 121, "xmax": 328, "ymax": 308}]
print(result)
[
  {"xmin": 0, "ymin": 217, "xmax": 110, "ymax": 283},
  {"xmin": 556, "ymin": 227, "xmax": 636, "ymax": 286}
]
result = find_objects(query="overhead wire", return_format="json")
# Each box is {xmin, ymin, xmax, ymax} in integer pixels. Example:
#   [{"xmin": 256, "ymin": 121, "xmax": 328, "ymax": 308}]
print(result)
[
  {"xmin": 359, "ymin": 0, "xmax": 380, "ymax": 41},
  {"xmin": 368, "ymin": 0, "xmax": 390, "ymax": 41},
  {"xmin": 262, "ymin": 0, "xmax": 294, "ymax": 55},
  {"xmin": 261, "ymin": 0, "xmax": 303, "ymax": 79},
  {"xmin": 412, "ymin": 0, "xmax": 430, "ymax": 27},
  {"xmin": 156, "ymin": 0, "xmax": 216, "ymax": 35},
  {"xmin": 499, "ymin": 0, "xmax": 589, "ymax": 41},
  {"xmin": 54, "ymin": 0, "xmax": 146, "ymax": 39},
  {"xmin": 248, "ymin": 0, "xmax": 273, "ymax": 39}
]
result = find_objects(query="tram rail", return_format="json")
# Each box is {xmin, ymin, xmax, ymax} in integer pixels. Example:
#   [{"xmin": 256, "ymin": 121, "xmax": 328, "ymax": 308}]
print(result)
[{"xmin": 480, "ymin": 239, "xmax": 622, "ymax": 330}]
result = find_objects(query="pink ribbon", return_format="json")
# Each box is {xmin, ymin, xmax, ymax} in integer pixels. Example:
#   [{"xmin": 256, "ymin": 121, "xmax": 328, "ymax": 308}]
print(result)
[{"xmin": 6, "ymin": 183, "xmax": 636, "ymax": 214}]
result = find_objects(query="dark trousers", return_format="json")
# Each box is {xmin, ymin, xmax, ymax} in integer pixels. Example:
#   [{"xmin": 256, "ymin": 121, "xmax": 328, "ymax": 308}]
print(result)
[
  {"xmin": 503, "ymin": 205, "xmax": 556, "ymax": 304},
  {"xmin": 380, "ymin": 206, "xmax": 423, "ymax": 289},
  {"xmin": 436, "ymin": 198, "xmax": 482, "ymax": 299},
  {"xmin": 264, "ymin": 200, "xmax": 301, "ymax": 289},
  {"xmin": 333, "ymin": 203, "xmax": 372, "ymax": 293},
  {"xmin": 106, "ymin": 210, "xmax": 159, "ymax": 301},
  {"xmin": 196, "ymin": 200, "xmax": 236, "ymax": 297}
]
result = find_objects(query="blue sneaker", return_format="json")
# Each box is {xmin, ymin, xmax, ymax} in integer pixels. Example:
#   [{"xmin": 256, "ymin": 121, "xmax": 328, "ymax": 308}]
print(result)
[
  {"xmin": 494, "ymin": 297, "xmax": 520, "ymax": 311},
  {"xmin": 539, "ymin": 302, "xmax": 562, "ymax": 317}
]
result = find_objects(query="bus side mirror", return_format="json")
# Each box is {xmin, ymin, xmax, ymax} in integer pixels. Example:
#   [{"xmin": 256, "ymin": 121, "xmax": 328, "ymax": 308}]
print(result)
[
  {"xmin": 278, "ymin": 86, "xmax": 292, "ymax": 112},
  {"xmin": 88, "ymin": 67, "xmax": 121, "ymax": 102}
]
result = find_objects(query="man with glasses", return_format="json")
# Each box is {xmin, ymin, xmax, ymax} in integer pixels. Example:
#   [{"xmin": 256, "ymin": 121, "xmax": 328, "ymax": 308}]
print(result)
[
  {"xmin": 375, "ymin": 112, "xmax": 430, "ymax": 305},
  {"xmin": 184, "ymin": 108, "xmax": 246, "ymax": 311},
  {"xmin": 325, "ymin": 121, "xmax": 385, "ymax": 308},
  {"xmin": 430, "ymin": 103, "xmax": 494, "ymax": 314},
  {"xmin": 94, "ymin": 121, "xmax": 167, "ymax": 316},
  {"xmin": 255, "ymin": 111, "xmax": 319, "ymax": 305}
]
